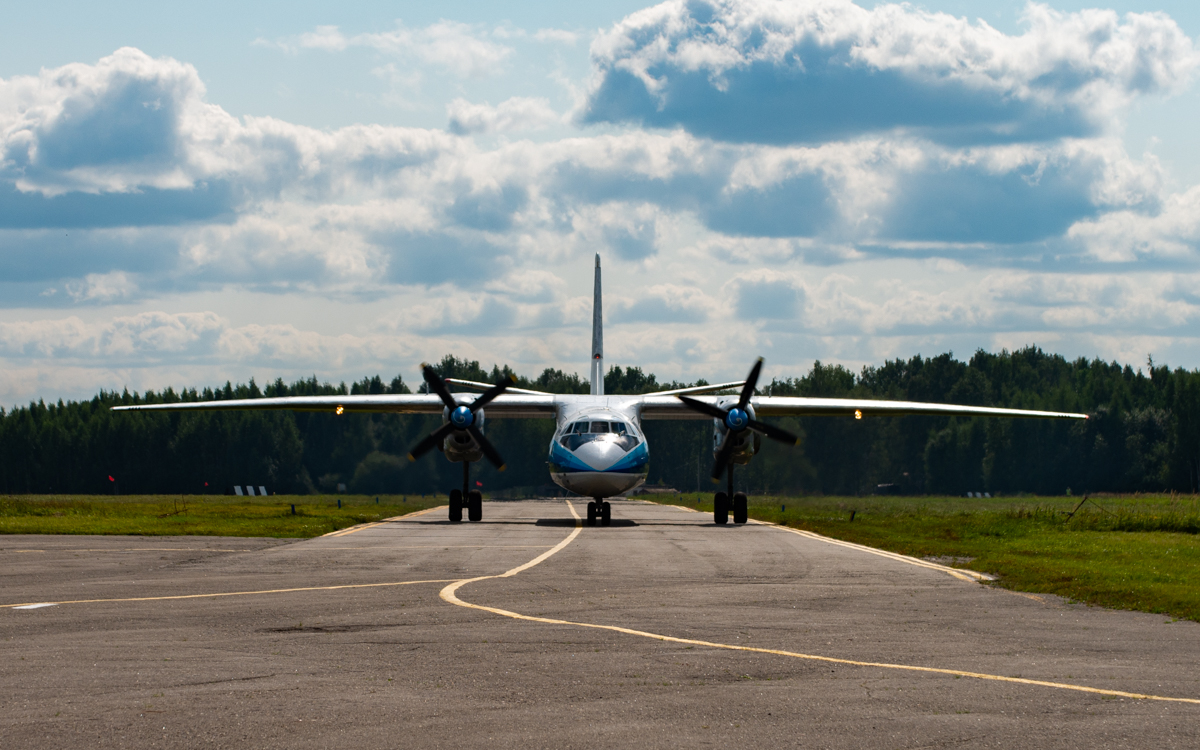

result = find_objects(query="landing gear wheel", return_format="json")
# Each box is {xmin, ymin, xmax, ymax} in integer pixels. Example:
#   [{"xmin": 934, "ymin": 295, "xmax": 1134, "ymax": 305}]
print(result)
[
  {"xmin": 600, "ymin": 501, "xmax": 611, "ymax": 526},
  {"xmin": 467, "ymin": 490, "xmax": 483, "ymax": 522},
  {"xmin": 714, "ymin": 492, "xmax": 729, "ymax": 525},
  {"xmin": 586, "ymin": 501, "xmax": 598, "ymax": 526},
  {"xmin": 733, "ymin": 492, "xmax": 748, "ymax": 524},
  {"xmin": 449, "ymin": 489, "xmax": 463, "ymax": 523}
]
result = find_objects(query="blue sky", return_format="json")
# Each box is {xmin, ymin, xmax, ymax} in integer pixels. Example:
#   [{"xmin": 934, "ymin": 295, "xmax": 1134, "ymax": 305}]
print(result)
[{"xmin": 2, "ymin": 0, "xmax": 1199, "ymax": 405}]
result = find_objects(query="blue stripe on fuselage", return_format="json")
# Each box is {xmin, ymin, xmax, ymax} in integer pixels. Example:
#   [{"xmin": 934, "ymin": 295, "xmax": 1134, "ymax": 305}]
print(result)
[{"xmin": 548, "ymin": 440, "xmax": 648, "ymax": 474}]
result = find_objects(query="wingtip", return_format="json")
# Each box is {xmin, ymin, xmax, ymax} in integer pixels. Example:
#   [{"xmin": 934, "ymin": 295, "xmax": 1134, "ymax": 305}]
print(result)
[
  {"xmin": 407, "ymin": 454, "xmax": 417, "ymax": 462},
  {"xmin": 499, "ymin": 464, "xmax": 508, "ymax": 472}
]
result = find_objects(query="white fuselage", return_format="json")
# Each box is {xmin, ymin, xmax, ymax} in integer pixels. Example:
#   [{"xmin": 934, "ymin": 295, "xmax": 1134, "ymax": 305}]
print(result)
[{"xmin": 545, "ymin": 398, "xmax": 649, "ymax": 499}]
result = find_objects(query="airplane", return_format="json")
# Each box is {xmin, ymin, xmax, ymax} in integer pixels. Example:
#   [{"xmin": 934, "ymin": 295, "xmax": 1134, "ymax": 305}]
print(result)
[{"xmin": 113, "ymin": 255, "xmax": 1088, "ymax": 526}]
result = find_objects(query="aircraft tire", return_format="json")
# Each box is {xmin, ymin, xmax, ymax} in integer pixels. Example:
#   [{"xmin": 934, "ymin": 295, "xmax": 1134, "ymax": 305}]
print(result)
[
  {"xmin": 586, "ymin": 501, "xmax": 597, "ymax": 526},
  {"xmin": 733, "ymin": 492, "xmax": 748, "ymax": 524},
  {"xmin": 467, "ymin": 490, "xmax": 483, "ymax": 522},
  {"xmin": 714, "ymin": 492, "xmax": 729, "ymax": 525},
  {"xmin": 449, "ymin": 490, "xmax": 464, "ymax": 523},
  {"xmin": 600, "ymin": 501, "xmax": 611, "ymax": 526}
]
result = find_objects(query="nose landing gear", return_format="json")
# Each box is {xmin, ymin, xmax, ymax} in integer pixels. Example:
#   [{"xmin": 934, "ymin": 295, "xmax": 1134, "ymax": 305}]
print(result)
[{"xmin": 587, "ymin": 499, "xmax": 611, "ymax": 526}]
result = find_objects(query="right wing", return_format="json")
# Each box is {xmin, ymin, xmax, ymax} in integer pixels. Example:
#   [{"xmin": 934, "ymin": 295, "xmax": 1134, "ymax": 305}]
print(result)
[
  {"xmin": 638, "ymin": 395, "xmax": 1087, "ymax": 421},
  {"xmin": 111, "ymin": 393, "xmax": 559, "ymax": 419}
]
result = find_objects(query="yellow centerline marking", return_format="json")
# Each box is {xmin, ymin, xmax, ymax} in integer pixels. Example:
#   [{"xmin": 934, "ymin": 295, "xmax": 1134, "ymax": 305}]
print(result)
[
  {"xmin": 4, "ymin": 548, "xmax": 251, "ymax": 553},
  {"xmin": 441, "ymin": 499, "xmax": 1200, "ymax": 706},
  {"xmin": 2, "ymin": 578, "xmax": 455, "ymax": 609},
  {"xmin": 664, "ymin": 502, "xmax": 991, "ymax": 582},
  {"xmin": 323, "ymin": 505, "xmax": 442, "ymax": 537},
  {"xmin": 754, "ymin": 521, "xmax": 994, "ymax": 582}
]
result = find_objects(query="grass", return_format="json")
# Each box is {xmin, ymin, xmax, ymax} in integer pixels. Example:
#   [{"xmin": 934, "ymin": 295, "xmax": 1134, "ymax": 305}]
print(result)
[
  {"xmin": 0, "ymin": 494, "xmax": 445, "ymax": 538},
  {"xmin": 656, "ymin": 492, "xmax": 1200, "ymax": 623}
]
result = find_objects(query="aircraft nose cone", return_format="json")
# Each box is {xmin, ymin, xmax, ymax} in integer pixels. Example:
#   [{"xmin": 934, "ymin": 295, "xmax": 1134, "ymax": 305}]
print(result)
[{"xmin": 571, "ymin": 438, "xmax": 627, "ymax": 471}]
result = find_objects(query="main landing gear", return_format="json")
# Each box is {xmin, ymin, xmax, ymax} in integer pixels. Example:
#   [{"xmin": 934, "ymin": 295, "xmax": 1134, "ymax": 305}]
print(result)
[
  {"xmin": 586, "ymin": 499, "xmax": 611, "ymax": 526},
  {"xmin": 448, "ymin": 461, "xmax": 483, "ymax": 523},
  {"xmin": 713, "ymin": 464, "xmax": 748, "ymax": 525}
]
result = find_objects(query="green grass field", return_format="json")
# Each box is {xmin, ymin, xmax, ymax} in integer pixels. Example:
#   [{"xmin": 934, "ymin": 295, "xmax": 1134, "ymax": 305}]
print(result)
[
  {"xmin": 0, "ymin": 494, "xmax": 445, "ymax": 538},
  {"xmin": 655, "ymin": 492, "xmax": 1200, "ymax": 622}
]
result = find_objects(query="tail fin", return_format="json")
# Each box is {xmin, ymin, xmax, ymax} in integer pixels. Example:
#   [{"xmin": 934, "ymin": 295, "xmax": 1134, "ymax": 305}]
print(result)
[{"xmin": 590, "ymin": 254, "xmax": 604, "ymax": 396}]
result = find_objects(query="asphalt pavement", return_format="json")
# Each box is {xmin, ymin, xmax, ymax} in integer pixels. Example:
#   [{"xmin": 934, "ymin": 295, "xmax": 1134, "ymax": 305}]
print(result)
[{"xmin": 2, "ymin": 498, "xmax": 1197, "ymax": 748}]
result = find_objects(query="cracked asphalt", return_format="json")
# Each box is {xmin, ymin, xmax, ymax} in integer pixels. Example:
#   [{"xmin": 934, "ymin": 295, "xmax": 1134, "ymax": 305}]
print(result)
[{"xmin": 2, "ymin": 498, "xmax": 1197, "ymax": 748}]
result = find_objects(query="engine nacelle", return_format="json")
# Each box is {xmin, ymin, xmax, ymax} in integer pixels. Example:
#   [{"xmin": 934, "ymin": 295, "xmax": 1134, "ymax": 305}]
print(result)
[
  {"xmin": 712, "ymin": 401, "xmax": 761, "ymax": 465},
  {"xmin": 440, "ymin": 407, "xmax": 486, "ymax": 463}
]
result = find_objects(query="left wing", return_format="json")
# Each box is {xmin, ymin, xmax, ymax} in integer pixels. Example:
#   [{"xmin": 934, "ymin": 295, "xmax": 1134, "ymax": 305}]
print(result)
[
  {"xmin": 111, "ymin": 393, "xmax": 558, "ymax": 419},
  {"xmin": 638, "ymin": 395, "xmax": 1087, "ymax": 421}
]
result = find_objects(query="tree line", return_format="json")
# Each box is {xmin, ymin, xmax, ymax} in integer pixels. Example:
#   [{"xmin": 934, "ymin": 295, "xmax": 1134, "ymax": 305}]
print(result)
[{"xmin": 2, "ymin": 347, "xmax": 1198, "ymax": 497}]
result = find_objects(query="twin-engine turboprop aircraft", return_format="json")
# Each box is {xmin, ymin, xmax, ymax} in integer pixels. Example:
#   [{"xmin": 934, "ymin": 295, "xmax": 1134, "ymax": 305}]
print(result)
[{"xmin": 113, "ymin": 255, "xmax": 1088, "ymax": 526}]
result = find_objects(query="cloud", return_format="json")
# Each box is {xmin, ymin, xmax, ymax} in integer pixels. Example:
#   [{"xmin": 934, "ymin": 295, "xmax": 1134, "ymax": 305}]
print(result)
[
  {"xmin": 1068, "ymin": 184, "xmax": 1200, "ymax": 262},
  {"xmin": 447, "ymin": 97, "xmax": 560, "ymax": 135},
  {"xmin": 580, "ymin": 0, "xmax": 1198, "ymax": 145},
  {"xmin": 0, "ymin": 311, "xmax": 224, "ymax": 359},
  {"xmin": 265, "ymin": 21, "xmax": 514, "ymax": 78},
  {"xmin": 534, "ymin": 29, "xmax": 580, "ymax": 45},
  {"xmin": 65, "ymin": 271, "xmax": 138, "ymax": 303},
  {"xmin": 610, "ymin": 284, "xmax": 712, "ymax": 323},
  {"xmin": 727, "ymin": 270, "xmax": 806, "ymax": 321}
]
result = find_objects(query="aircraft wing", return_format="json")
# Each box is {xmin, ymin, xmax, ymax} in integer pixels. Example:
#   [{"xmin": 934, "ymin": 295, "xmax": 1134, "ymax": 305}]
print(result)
[
  {"xmin": 111, "ymin": 393, "xmax": 558, "ymax": 418},
  {"xmin": 638, "ymin": 395, "xmax": 1087, "ymax": 421}
]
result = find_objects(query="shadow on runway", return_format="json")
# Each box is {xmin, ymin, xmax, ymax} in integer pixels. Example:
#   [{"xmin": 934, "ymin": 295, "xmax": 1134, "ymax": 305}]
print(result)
[{"xmin": 535, "ymin": 518, "xmax": 637, "ymax": 527}]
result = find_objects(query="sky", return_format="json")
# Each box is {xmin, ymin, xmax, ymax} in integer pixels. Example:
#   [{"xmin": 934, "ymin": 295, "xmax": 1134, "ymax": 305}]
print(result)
[{"xmin": 2, "ymin": 0, "xmax": 1199, "ymax": 406}]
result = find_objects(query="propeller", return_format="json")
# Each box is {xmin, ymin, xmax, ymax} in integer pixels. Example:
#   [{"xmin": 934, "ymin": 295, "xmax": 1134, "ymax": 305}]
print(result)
[
  {"xmin": 407, "ymin": 364, "xmax": 515, "ymax": 471},
  {"xmin": 677, "ymin": 357, "xmax": 799, "ymax": 481}
]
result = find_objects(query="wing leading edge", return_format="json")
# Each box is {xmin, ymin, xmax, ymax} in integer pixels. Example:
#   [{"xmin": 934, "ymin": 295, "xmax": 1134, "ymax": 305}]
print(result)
[
  {"xmin": 110, "ymin": 393, "xmax": 558, "ymax": 419},
  {"xmin": 638, "ymin": 395, "xmax": 1087, "ymax": 421}
]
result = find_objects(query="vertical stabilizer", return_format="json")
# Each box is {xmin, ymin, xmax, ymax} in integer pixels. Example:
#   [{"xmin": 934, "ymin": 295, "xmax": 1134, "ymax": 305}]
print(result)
[{"xmin": 590, "ymin": 254, "xmax": 604, "ymax": 395}]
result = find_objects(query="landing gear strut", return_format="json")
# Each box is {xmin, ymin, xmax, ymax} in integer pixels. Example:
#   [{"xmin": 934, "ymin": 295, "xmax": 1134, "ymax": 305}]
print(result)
[
  {"xmin": 714, "ymin": 465, "xmax": 747, "ymax": 525},
  {"xmin": 449, "ymin": 461, "xmax": 483, "ymax": 523},
  {"xmin": 586, "ymin": 499, "xmax": 611, "ymax": 527}
]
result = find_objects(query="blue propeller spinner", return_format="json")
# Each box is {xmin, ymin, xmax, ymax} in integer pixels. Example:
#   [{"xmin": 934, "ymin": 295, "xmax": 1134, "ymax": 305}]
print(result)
[
  {"xmin": 724, "ymin": 407, "xmax": 748, "ymax": 430},
  {"xmin": 450, "ymin": 405, "xmax": 475, "ymax": 428}
]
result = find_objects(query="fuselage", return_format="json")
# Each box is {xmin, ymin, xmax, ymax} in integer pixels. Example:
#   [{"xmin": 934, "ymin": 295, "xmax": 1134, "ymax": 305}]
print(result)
[{"xmin": 546, "ymin": 398, "xmax": 649, "ymax": 498}]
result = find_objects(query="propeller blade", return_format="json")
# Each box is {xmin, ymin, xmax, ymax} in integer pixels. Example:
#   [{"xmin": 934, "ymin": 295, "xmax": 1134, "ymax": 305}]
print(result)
[
  {"xmin": 407, "ymin": 421, "xmax": 456, "ymax": 461},
  {"xmin": 467, "ymin": 425, "xmax": 507, "ymax": 471},
  {"xmin": 711, "ymin": 431, "xmax": 738, "ymax": 481},
  {"xmin": 422, "ymin": 364, "xmax": 459, "ymax": 411},
  {"xmin": 738, "ymin": 357, "xmax": 763, "ymax": 411},
  {"xmin": 747, "ymin": 417, "xmax": 800, "ymax": 445},
  {"xmin": 677, "ymin": 394, "xmax": 729, "ymax": 420},
  {"xmin": 470, "ymin": 374, "xmax": 517, "ymax": 412}
]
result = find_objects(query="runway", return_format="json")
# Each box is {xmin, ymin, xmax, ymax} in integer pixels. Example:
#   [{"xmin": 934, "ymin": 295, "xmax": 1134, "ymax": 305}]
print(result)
[{"xmin": 2, "ymin": 499, "xmax": 1198, "ymax": 748}]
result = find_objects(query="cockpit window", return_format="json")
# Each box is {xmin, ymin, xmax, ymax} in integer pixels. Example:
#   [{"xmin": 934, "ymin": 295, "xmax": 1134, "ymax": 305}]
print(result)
[{"xmin": 559, "ymin": 419, "xmax": 640, "ymax": 453}]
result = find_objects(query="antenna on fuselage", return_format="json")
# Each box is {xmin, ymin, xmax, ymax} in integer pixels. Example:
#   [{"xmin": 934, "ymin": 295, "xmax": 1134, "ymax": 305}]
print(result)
[{"xmin": 590, "ymin": 253, "xmax": 603, "ymax": 396}]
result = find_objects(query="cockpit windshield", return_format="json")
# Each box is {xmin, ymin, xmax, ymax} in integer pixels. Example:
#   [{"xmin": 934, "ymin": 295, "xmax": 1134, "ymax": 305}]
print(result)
[{"xmin": 560, "ymin": 420, "xmax": 640, "ymax": 452}]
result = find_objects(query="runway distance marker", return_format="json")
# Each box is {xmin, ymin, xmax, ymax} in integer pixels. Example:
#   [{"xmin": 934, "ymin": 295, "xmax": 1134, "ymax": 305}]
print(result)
[{"xmin": 442, "ymin": 500, "xmax": 1200, "ymax": 706}]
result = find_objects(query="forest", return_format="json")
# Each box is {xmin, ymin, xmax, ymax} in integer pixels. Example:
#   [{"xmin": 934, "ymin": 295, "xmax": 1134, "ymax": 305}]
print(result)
[{"xmin": 2, "ymin": 346, "xmax": 1198, "ymax": 497}]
